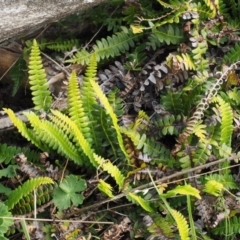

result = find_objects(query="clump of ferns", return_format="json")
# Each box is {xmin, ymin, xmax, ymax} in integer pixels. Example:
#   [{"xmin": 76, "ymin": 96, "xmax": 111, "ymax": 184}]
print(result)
[{"xmin": 4, "ymin": 40, "xmax": 157, "ymax": 209}]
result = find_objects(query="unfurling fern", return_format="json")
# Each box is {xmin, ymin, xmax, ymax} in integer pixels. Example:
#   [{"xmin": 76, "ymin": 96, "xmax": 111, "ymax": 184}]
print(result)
[
  {"xmin": 28, "ymin": 39, "xmax": 52, "ymax": 111},
  {"xmin": 5, "ymin": 177, "xmax": 53, "ymax": 210}
]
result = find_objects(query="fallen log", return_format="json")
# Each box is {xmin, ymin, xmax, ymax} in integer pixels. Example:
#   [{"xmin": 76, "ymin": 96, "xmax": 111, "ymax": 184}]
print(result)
[{"xmin": 0, "ymin": 0, "xmax": 108, "ymax": 44}]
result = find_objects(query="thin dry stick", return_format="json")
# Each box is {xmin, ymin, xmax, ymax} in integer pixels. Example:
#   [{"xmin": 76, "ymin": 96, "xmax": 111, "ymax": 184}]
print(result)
[
  {"xmin": 76, "ymin": 153, "xmax": 240, "ymax": 213},
  {"xmin": 2, "ymin": 216, "xmax": 113, "ymax": 224}
]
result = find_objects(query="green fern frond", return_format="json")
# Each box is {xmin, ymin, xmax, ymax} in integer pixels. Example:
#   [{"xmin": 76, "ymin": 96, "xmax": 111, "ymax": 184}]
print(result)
[
  {"xmin": 93, "ymin": 106, "xmax": 119, "ymax": 158},
  {"xmin": 212, "ymin": 96, "xmax": 233, "ymax": 146},
  {"xmin": 50, "ymin": 110, "xmax": 97, "ymax": 167},
  {"xmin": 0, "ymin": 144, "xmax": 39, "ymax": 164},
  {"xmin": 193, "ymin": 122, "xmax": 207, "ymax": 142},
  {"xmin": 179, "ymin": 142, "xmax": 211, "ymax": 168},
  {"xmin": 131, "ymin": 110, "xmax": 150, "ymax": 132},
  {"xmin": 107, "ymin": 88, "xmax": 124, "ymax": 117},
  {"xmin": 195, "ymin": 2, "xmax": 216, "ymax": 19},
  {"xmin": 204, "ymin": 0, "xmax": 219, "ymax": 17},
  {"xmin": 3, "ymin": 108, "xmax": 45, "ymax": 150},
  {"xmin": 227, "ymin": 88, "xmax": 240, "ymax": 105},
  {"xmin": 68, "ymin": 71, "xmax": 92, "ymax": 143},
  {"xmin": 46, "ymin": 39, "xmax": 80, "ymax": 52},
  {"xmin": 147, "ymin": 33, "xmax": 162, "ymax": 50},
  {"xmin": 94, "ymin": 154, "xmax": 125, "ymax": 189},
  {"xmin": 170, "ymin": 209, "xmax": 190, "ymax": 240},
  {"xmin": 205, "ymin": 173, "xmax": 238, "ymax": 190},
  {"xmin": 192, "ymin": 41, "xmax": 208, "ymax": 60},
  {"xmin": 28, "ymin": 39, "xmax": 52, "ymax": 111},
  {"xmin": 121, "ymin": 127, "xmax": 173, "ymax": 164},
  {"xmin": 120, "ymin": 127, "xmax": 143, "ymax": 148},
  {"xmin": 81, "ymin": 54, "xmax": 101, "ymax": 152},
  {"xmin": 203, "ymin": 180, "xmax": 224, "ymax": 197},
  {"xmin": 25, "ymin": 111, "xmax": 81, "ymax": 163},
  {"xmin": 97, "ymin": 179, "xmax": 114, "ymax": 198},
  {"xmin": 153, "ymin": 24, "xmax": 184, "ymax": 45},
  {"xmin": 146, "ymin": 214, "xmax": 175, "ymax": 238},
  {"xmin": 162, "ymin": 185, "xmax": 201, "ymax": 199},
  {"xmin": 223, "ymin": 42, "xmax": 240, "ymax": 64},
  {"xmin": 142, "ymin": 137, "xmax": 172, "ymax": 160},
  {"xmin": 156, "ymin": 114, "xmax": 180, "ymax": 136},
  {"xmin": 212, "ymin": 216, "xmax": 240, "ymax": 235},
  {"xmin": 5, "ymin": 177, "xmax": 53, "ymax": 210},
  {"xmin": 13, "ymin": 184, "xmax": 54, "ymax": 215},
  {"xmin": 68, "ymin": 28, "xmax": 139, "ymax": 65},
  {"xmin": 162, "ymin": 91, "xmax": 184, "ymax": 114},
  {"xmin": 89, "ymin": 66, "xmax": 130, "ymax": 163},
  {"xmin": 128, "ymin": 193, "xmax": 154, "ymax": 213},
  {"xmin": 176, "ymin": 53, "xmax": 196, "ymax": 70},
  {"xmin": 193, "ymin": 143, "xmax": 211, "ymax": 165}
]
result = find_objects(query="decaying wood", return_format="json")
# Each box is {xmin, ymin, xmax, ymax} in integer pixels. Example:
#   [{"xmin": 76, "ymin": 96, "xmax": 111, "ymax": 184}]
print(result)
[{"xmin": 0, "ymin": 0, "xmax": 108, "ymax": 44}]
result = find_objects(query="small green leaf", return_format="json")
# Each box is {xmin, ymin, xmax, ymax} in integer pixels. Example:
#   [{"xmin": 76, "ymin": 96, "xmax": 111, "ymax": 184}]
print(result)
[
  {"xmin": 53, "ymin": 175, "xmax": 86, "ymax": 211},
  {"xmin": 0, "ymin": 202, "xmax": 13, "ymax": 237},
  {"xmin": 0, "ymin": 184, "xmax": 11, "ymax": 196},
  {"xmin": 0, "ymin": 165, "xmax": 18, "ymax": 179},
  {"xmin": 162, "ymin": 185, "xmax": 201, "ymax": 199}
]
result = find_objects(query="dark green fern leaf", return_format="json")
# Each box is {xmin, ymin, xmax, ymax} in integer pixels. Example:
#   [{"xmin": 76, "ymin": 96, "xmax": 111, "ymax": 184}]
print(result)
[
  {"xmin": 12, "ymin": 184, "xmax": 54, "ymax": 215},
  {"xmin": 68, "ymin": 28, "xmax": 140, "ymax": 65},
  {"xmin": 223, "ymin": 42, "xmax": 240, "ymax": 64},
  {"xmin": 46, "ymin": 39, "xmax": 80, "ymax": 52},
  {"xmin": 152, "ymin": 24, "xmax": 184, "ymax": 45},
  {"xmin": 0, "ymin": 144, "xmax": 39, "ymax": 164},
  {"xmin": 5, "ymin": 177, "xmax": 53, "ymax": 210},
  {"xmin": 162, "ymin": 91, "xmax": 184, "ymax": 115},
  {"xmin": 212, "ymin": 216, "xmax": 240, "ymax": 235},
  {"xmin": 107, "ymin": 88, "xmax": 124, "ymax": 117}
]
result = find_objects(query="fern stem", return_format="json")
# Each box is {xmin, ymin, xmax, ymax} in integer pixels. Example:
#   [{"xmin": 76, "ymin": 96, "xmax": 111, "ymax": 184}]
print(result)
[{"xmin": 187, "ymin": 194, "xmax": 197, "ymax": 240}]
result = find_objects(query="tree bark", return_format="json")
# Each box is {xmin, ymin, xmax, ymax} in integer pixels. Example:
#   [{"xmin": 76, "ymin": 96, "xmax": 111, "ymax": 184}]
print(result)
[{"xmin": 0, "ymin": 0, "xmax": 108, "ymax": 44}]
